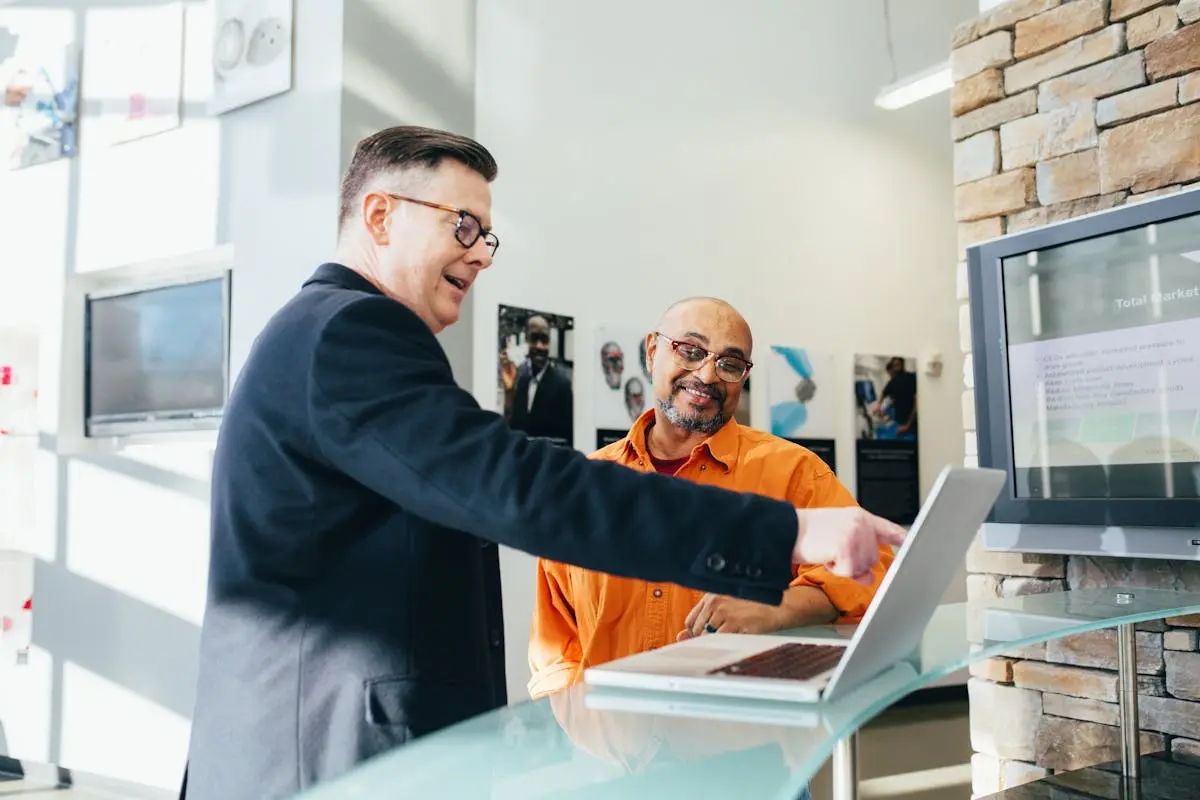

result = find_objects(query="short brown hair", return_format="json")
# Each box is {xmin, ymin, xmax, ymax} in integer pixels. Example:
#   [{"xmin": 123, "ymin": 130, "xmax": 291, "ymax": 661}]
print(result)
[{"xmin": 338, "ymin": 125, "xmax": 498, "ymax": 232}]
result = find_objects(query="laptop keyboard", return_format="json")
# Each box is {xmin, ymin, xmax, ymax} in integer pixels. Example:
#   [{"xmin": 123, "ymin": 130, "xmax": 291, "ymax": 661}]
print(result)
[{"xmin": 708, "ymin": 643, "xmax": 845, "ymax": 681}]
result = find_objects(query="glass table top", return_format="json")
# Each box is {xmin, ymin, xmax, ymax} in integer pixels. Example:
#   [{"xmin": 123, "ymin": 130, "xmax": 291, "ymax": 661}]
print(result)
[{"xmin": 295, "ymin": 588, "xmax": 1200, "ymax": 800}]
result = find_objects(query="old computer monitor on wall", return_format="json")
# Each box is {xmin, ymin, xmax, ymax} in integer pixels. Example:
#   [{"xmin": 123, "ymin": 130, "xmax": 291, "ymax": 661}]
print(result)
[
  {"xmin": 968, "ymin": 188, "xmax": 1200, "ymax": 561},
  {"xmin": 83, "ymin": 268, "xmax": 231, "ymax": 439}
]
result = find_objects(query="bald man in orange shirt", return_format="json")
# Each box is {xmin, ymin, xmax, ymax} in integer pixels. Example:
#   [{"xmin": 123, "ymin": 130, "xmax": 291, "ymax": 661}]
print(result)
[{"xmin": 528, "ymin": 297, "xmax": 895, "ymax": 699}]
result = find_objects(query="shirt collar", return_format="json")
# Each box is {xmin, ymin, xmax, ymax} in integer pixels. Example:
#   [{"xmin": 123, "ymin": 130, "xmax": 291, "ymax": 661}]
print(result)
[
  {"xmin": 302, "ymin": 262, "xmax": 383, "ymax": 295},
  {"xmin": 621, "ymin": 409, "xmax": 740, "ymax": 472}
]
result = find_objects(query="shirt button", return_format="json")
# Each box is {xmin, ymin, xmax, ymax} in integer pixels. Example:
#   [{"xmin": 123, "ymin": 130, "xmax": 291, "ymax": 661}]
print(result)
[
  {"xmin": 638, "ymin": 460, "xmax": 645, "ymax": 466},
  {"xmin": 700, "ymin": 464, "xmax": 707, "ymax": 471},
  {"xmin": 706, "ymin": 553, "xmax": 726, "ymax": 572},
  {"xmin": 653, "ymin": 588, "xmax": 663, "ymax": 598}
]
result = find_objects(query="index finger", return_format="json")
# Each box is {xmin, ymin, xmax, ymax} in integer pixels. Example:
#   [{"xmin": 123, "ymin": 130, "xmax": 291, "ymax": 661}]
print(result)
[{"xmin": 874, "ymin": 518, "xmax": 908, "ymax": 547}]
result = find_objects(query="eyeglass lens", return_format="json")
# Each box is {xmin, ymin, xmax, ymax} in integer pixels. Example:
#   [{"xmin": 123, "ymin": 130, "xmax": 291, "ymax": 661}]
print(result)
[
  {"xmin": 455, "ymin": 212, "xmax": 499, "ymax": 255},
  {"xmin": 671, "ymin": 343, "xmax": 748, "ymax": 382}
]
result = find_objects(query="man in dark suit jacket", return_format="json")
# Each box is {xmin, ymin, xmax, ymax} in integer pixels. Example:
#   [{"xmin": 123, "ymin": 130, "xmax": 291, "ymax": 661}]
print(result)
[
  {"xmin": 507, "ymin": 314, "xmax": 573, "ymax": 446},
  {"xmin": 182, "ymin": 126, "xmax": 905, "ymax": 800}
]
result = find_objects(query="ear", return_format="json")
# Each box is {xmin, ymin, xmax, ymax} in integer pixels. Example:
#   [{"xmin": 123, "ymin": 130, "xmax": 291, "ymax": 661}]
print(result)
[
  {"xmin": 361, "ymin": 192, "xmax": 393, "ymax": 246},
  {"xmin": 644, "ymin": 332, "xmax": 657, "ymax": 368}
]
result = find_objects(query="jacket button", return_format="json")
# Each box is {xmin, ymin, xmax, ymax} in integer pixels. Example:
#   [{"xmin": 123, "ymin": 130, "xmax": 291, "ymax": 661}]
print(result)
[
  {"xmin": 653, "ymin": 588, "xmax": 663, "ymax": 598},
  {"xmin": 749, "ymin": 566, "xmax": 762, "ymax": 578},
  {"xmin": 706, "ymin": 553, "xmax": 726, "ymax": 572}
]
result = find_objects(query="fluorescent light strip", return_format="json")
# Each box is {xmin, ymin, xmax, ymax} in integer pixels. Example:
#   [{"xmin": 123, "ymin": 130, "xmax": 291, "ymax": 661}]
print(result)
[{"xmin": 875, "ymin": 60, "xmax": 952, "ymax": 110}]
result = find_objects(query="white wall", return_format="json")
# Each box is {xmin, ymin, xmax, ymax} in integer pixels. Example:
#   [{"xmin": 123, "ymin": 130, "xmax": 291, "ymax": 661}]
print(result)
[
  {"xmin": 339, "ymin": 0, "xmax": 479, "ymax": 382},
  {"xmin": 0, "ymin": 0, "xmax": 345, "ymax": 790},
  {"xmin": 474, "ymin": 0, "xmax": 978, "ymax": 703}
]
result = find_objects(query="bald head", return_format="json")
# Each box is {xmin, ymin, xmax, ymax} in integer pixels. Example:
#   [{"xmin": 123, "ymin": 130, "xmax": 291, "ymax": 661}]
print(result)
[
  {"xmin": 647, "ymin": 296, "xmax": 753, "ymax": 437},
  {"xmin": 657, "ymin": 297, "xmax": 753, "ymax": 357}
]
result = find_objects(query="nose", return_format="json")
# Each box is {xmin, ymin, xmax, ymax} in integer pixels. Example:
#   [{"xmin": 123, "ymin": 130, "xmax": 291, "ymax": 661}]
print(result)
[
  {"xmin": 695, "ymin": 357, "xmax": 720, "ymax": 384},
  {"xmin": 468, "ymin": 238, "xmax": 493, "ymax": 270}
]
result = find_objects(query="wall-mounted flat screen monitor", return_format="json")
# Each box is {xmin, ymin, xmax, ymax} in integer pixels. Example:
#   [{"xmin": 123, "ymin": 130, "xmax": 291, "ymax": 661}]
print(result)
[
  {"xmin": 968, "ymin": 189, "xmax": 1200, "ymax": 532},
  {"xmin": 84, "ymin": 271, "xmax": 230, "ymax": 438}
]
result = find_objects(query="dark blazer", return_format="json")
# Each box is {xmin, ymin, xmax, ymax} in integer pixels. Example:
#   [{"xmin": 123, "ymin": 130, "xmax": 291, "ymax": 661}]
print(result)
[
  {"xmin": 183, "ymin": 263, "xmax": 801, "ymax": 800},
  {"xmin": 509, "ymin": 361, "xmax": 573, "ymax": 445}
]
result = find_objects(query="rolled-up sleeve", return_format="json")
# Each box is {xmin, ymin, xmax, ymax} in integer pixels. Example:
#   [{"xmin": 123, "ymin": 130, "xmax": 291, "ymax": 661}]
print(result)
[
  {"xmin": 528, "ymin": 558, "xmax": 583, "ymax": 698},
  {"xmin": 785, "ymin": 467, "xmax": 896, "ymax": 623}
]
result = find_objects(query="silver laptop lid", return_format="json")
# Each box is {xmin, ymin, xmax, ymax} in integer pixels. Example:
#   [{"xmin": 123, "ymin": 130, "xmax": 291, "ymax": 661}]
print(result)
[{"xmin": 822, "ymin": 466, "xmax": 1006, "ymax": 699}]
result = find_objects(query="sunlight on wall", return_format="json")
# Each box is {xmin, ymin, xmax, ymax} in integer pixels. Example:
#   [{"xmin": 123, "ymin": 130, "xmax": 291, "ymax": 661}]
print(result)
[
  {"xmin": 356, "ymin": 0, "xmax": 474, "ymax": 90},
  {"xmin": 0, "ymin": 645, "xmax": 53, "ymax": 763},
  {"xmin": 60, "ymin": 658, "xmax": 189, "ymax": 789},
  {"xmin": 29, "ymin": 446, "xmax": 60, "ymax": 564},
  {"xmin": 0, "ymin": 161, "xmax": 69, "ymax": 330},
  {"xmin": 66, "ymin": 458, "xmax": 208, "ymax": 627},
  {"xmin": 342, "ymin": 50, "xmax": 447, "ymax": 138},
  {"xmin": 0, "ymin": 157, "xmax": 69, "ymax": 442},
  {"xmin": 74, "ymin": 2, "xmax": 219, "ymax": 273}
]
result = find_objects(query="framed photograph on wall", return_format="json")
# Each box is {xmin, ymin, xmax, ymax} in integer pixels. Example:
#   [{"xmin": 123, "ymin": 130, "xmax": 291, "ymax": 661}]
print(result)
[
  {"xmin": 854, "ymin": 353, "xmax": 919, "ymax": 525},
  {"xmin": 209, "ymin": 0, "xmax": 294, "ymax": 115},
  {"xmin": 0, "ymin": 7, "xmax": 80, "ymax": 170},
  {"xmin": 498, "ymin": 304, "xmax": 575, "ymax": 449}
]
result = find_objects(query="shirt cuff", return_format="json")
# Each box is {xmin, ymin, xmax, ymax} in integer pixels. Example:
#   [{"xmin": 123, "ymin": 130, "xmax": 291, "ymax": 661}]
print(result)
[{"xmin": 527, "ymin": 662, "xmax": 581, "ymax": 699}]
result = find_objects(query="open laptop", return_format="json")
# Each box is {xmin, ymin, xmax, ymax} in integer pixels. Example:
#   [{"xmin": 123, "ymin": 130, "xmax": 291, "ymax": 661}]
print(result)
[
  {"xmin": 583, "ymin": 659, "xmax": 922, "ymax": 728},
  {"xmin": 583, "ymin": 465, "xmax": 1006, "ymax": 703}
]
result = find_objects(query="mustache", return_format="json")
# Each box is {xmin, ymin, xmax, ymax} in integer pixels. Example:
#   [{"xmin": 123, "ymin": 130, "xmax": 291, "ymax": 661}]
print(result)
[{"xmin": 673, "ymin": 377, "xmax": 724, "ymax": 402}]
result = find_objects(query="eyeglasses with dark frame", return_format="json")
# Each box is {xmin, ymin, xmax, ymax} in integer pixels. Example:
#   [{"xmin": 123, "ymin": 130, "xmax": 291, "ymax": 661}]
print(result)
[
  {"xmin": 655, "ymin": 332, "xmax": 753, "ymax": 383},
  {"xmin": 384, "ymin": 193, "xmax": 500, "ymax": 257}
]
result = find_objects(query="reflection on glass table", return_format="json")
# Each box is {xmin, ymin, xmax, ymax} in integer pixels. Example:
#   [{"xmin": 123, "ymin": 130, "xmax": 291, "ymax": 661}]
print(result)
[{"xmin": 294, "ymin": 589, "xmax": 1200, "ymax": 800}]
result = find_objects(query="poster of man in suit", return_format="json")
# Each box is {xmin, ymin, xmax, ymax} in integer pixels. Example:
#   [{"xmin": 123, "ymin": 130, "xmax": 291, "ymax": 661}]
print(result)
[{"xmin": 498, "ymin": 304, "xmax": 574, "ymax": 448}]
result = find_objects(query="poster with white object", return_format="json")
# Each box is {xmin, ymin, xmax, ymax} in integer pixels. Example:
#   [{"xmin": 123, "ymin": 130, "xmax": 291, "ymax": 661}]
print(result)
[
  {"xmin": 210, "ymin": 0, "xmax": 293, "ymax": 115},
  {"xmin": 594, "ymin": 324, "xmax": 651, "ymax": 439}
]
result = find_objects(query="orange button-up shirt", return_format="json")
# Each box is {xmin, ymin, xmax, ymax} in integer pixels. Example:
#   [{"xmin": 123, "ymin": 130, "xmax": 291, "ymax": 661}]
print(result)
[{"xmin": 527, "ymin": 410, "xmax": 895, "ymax": 699}]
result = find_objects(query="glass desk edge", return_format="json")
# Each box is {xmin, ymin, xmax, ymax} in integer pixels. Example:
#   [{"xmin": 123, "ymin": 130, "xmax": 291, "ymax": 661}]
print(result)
[{"xmin": 293, "ymin": 588, "xmax": 1200, "ymax": 800}]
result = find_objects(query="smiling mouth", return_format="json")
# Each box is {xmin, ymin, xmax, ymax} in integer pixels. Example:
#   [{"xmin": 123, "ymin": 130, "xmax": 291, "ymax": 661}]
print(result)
[
  {"xmin": 445, "ymin": 275, "xmax": 467, "ymax": 290},
  {"xmin": 678, "ymin": 384, "xmax": 719, "ymax": 405}
]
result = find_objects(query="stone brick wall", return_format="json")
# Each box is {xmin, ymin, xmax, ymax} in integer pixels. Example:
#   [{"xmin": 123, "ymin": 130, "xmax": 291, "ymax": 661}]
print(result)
[{"xmin": 951, "ymin": 1, "xmax": 1200, "ymax": 796}]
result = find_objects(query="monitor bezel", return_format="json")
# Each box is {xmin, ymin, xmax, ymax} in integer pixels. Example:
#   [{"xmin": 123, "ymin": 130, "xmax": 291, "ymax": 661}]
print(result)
[
  {"xmin": 968, "ymin": 187, "xmax": 1200, "ymax": 529},
  {"xmin": 83, "ymin": 269, "xmax": 232, "ymax": 438}
]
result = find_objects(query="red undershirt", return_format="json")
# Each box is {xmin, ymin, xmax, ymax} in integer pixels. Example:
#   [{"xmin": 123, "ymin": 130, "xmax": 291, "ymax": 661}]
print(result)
[
  {"xmin": 645, "ymin": 425, "xmax": 689, "ymax": 475},
  {"xmin": 648, "ymin": 454, "xmax": 688, "ymax": 475}
]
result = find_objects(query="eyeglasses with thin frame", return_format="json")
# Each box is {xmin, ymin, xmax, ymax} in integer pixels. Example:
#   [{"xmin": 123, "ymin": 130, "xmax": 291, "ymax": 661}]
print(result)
[
  {"xmin": 384, "ymin": 193, "xmax": 500, "ymax": 257},
  {"xmin": 655, "ymin": 332, "xmax": 752, "ymax": 383}
]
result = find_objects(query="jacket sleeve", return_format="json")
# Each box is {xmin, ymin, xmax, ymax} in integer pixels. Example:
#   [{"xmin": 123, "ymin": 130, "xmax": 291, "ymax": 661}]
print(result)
[
  {"xmin": 307, "ymin": 296, "xmax": 798, "ymax": 604},
  {"xmin": 785, "ymin": 466, "xmax": 894, "ymax": 622},
  {"xmin": 527, "ymin": 558, "xmax": 581, "ymax": 699}
]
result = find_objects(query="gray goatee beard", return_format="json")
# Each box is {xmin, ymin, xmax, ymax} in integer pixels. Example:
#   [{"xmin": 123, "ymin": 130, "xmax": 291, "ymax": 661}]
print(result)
[{"xmin": 659, "ymin": 385, "xmax": 726, "ymax": 435}]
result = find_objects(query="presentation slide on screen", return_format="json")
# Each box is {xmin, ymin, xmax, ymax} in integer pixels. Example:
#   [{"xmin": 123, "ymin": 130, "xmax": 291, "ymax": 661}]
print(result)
[{"xmin": 1008, "ymin": 294, "xmax": 1200, "ymax": 473}]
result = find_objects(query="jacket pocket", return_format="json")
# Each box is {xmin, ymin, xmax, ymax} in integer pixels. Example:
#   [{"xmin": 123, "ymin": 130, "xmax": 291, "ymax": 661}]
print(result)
[{"xmin": 363, "ymin": 675, "xmax": 492, "ymax": 738}]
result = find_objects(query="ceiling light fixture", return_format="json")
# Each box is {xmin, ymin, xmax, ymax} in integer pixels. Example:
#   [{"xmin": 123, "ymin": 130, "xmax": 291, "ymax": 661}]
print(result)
[{"xmin": 875, "ymin": 60, "xmax": 953, "ymax": 110}]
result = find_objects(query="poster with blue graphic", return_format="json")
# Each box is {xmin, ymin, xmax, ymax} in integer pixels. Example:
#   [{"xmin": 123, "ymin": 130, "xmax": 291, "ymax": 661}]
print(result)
[{"xmin": 769, "ymin": 346, "xmax": 837, "ymax": 472}]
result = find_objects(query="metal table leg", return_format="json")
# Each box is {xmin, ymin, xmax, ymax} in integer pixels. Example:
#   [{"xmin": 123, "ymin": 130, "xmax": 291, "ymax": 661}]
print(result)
[
  {"xmin": 1117, "ymin": 620, "xmax": 1140, "ymax": 783},
  {"xmin": 832, "ymin": 732, "xmax": 858, "ymax": 800}
]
